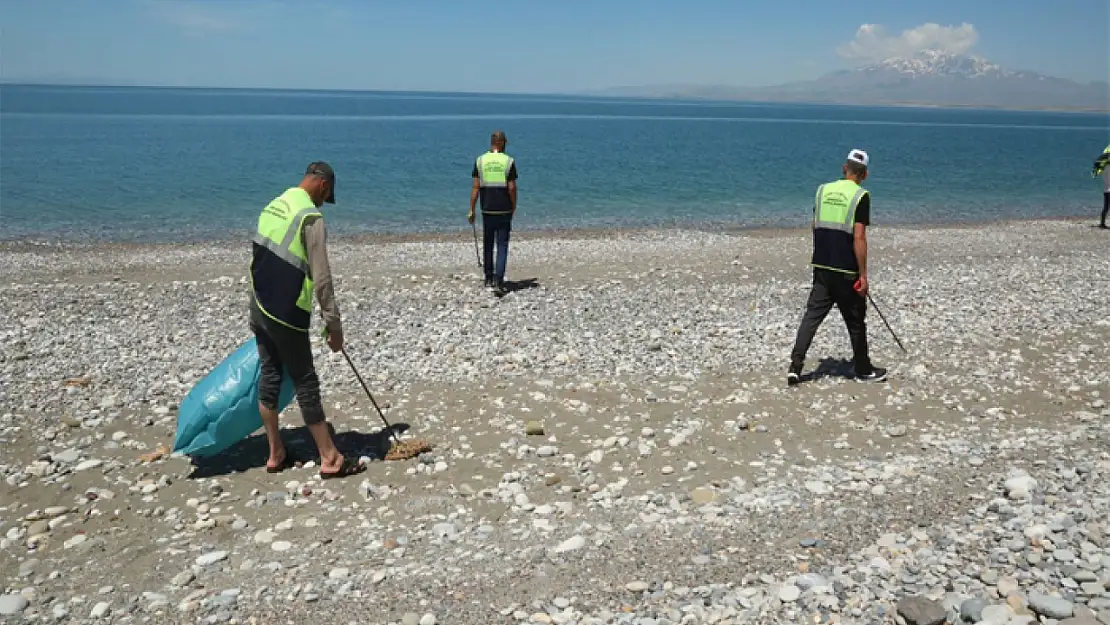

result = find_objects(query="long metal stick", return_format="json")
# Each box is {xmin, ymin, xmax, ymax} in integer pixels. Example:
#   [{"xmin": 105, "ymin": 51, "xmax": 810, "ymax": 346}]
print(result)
[
  {"xmin": 471, "ymin": 222, "xmax": 482, "ymax": 268},
  {"xmin": 866, "ymin": 292, "xmax": 908, "ymax": 353},
  {"xmin": 340, "ymin": 347, "xmax": 403, "ymax": 444}
]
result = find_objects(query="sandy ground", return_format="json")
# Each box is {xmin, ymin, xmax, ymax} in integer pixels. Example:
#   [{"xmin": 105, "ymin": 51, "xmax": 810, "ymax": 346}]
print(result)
[{"xmin": 1, "ymin": 218, "xmax": 1108, "ymax": 625}]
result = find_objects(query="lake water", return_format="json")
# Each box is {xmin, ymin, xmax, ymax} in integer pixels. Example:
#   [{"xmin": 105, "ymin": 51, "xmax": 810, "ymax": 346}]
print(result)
[{"xmin": 2, "ymin": 84, "xmax": 1107, "ymax": 243}]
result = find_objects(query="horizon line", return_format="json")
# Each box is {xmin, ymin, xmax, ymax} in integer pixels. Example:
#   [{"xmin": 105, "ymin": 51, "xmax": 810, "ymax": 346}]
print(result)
[{"xmin": 1, "ymin": 80, "xmax": 1106, "ymax": 115}]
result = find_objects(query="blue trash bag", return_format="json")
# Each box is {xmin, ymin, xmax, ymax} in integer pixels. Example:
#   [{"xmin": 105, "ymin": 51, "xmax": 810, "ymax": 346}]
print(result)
[{"xmin": 173, "ymin": 337, "xmax": 296, "ymax": 458}]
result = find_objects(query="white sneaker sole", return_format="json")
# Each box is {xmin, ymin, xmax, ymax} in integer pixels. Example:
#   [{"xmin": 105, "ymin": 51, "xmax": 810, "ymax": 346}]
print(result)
[{"xmin": 855, "ymin": 372, "xmax": 888, "ymax": 383}]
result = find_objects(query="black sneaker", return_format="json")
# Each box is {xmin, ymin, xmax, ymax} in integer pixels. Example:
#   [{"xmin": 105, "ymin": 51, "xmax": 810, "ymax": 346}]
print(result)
[
  {"xmin": 494, "ymin": 281, "xmax": 508, "ymax": 297},
  {"xmin": 483, "ymin": 278, "xmax": 494, "ymax": 289},
  {"xmin": 856, "ymin": 367, "xmax": 888, "ymax": 383},
  {"xmin": 787, "ymin": 366, "xmax": 802, "ymax": 386}
]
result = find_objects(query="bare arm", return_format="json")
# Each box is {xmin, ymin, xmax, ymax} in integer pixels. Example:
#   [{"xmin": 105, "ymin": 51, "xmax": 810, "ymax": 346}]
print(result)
[
  {"xmin": 508, "ymin": 180, "xmax": 517, "ymax": 213},
  {"xmin": 469, "ymin": 177, "xmax": 480, "ymax": 214}
]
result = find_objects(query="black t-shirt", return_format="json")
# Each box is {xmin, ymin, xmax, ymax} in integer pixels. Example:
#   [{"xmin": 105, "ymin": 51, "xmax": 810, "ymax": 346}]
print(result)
[
  {"xmin": 472, "ymin": 159, "xmax": 518, "ymax": 214},
  {"xmin": 812, "ymin": 190, "xmax": 870, "ymax": 274},
  {"xmin": 854, "ymin": 193, "xmax": 870, "ymax": 226}
]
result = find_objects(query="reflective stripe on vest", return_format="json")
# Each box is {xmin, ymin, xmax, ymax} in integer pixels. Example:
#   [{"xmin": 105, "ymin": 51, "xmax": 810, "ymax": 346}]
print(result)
[
  {"xmin": 813, "ymin": 179, "xmax": 867, "ymax": 233},
  {"xmin": 476, "ymin": 152, "xmax": 513, "ymax": 188},
  {"xmin": 251, "ymin": 188, "xmax": 321, "ymax": 329}
]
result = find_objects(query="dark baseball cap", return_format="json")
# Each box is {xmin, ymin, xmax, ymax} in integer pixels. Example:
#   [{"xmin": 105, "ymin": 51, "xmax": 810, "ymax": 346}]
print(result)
[{"xmin": 305, "ymin": 161, "xmax": 335, "ymax": 204}]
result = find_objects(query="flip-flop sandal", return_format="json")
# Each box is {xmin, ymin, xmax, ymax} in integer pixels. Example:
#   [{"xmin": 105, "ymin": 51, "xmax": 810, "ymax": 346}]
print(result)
[
  {"xmin": 319, "ymin": 456, "xmax": 366, "ymax": 480},
  {"xmin": 265, "ymin": 455, "xmax": 296, "ymax": 474}
]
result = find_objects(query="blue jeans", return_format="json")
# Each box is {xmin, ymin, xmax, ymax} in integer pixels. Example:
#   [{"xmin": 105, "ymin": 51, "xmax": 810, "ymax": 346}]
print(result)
[{"xmin": 482, "ymin": 213, "xmax": 512, "ymax": 282}]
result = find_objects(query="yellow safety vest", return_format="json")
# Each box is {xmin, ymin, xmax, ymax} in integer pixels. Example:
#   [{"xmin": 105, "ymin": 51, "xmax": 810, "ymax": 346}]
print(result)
[
  {"xmin": 475, "ymin": 151, "xmax": 515, "ymax": 215},
  {"xmin": 249, "ymin": 187, "xmax": 321, "ymax": 331},
  {"xmin": 811, "ymin": 179, "xmax": 869, "ymax": 274}
]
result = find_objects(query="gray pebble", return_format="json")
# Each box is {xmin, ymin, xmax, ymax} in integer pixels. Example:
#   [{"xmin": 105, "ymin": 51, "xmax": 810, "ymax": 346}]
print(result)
[
  {"xmin": 0, "ymin": 595, "xmax": 29, "ymax": 616},
  {"xmin": 1027, "ymin": 593, "xmax": 1074, "ymax": 619},
  {"xmin": 959, "ymin": 598, "xmax": 987, "ymax": 622}
]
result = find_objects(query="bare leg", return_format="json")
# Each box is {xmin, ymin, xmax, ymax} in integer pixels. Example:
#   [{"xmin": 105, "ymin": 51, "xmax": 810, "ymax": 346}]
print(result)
[
  {"xmin": 251, "ymin": 302, "xmax": 361, "ymax": 478},
  {"xmin": 308, "ymin": 422, "xmax": 343, "ymax": 472},
  {"xmin": 251, "ymin": 308, "xmax": 289, "ymax": 470},
  {"xmin": 260, "ymin": 402, "xmax": 286, "ymax": 469}
]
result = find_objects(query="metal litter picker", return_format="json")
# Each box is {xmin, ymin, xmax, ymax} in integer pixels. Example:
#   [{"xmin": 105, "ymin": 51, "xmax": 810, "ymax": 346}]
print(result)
[{"xmin": 324, "ymin": 328, "xmax": 433, "ymax": 461}]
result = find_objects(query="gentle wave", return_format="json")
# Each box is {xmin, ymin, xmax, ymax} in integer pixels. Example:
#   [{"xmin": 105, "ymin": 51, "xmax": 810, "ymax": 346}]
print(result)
[{"xmin": 2, "ymin": 86, "xmax": 1105, "ymax": 243}]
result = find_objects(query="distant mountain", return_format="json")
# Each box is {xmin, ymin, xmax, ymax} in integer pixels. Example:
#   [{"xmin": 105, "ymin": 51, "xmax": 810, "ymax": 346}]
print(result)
[{"xmin": 597, "ymin": 51, "xmax": 1109, "ymax": 111}]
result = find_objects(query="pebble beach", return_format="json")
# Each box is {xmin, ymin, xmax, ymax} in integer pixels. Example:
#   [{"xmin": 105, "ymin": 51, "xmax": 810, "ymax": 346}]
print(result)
[{"xmin": 1, "ymin": 218, "xmax": 1108, "ymax": 625}]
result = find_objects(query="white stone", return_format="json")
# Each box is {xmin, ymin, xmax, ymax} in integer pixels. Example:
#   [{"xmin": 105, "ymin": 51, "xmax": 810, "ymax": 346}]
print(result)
[
  {"xmin": 553, "ymin": 535, "xmax": 586, "ymax": 553},
  {"xmin": 1005, "ymin": 473, "xmax": 1038, "ymax": 499},
  {"xmin": 805, "ymin": 481, "xmax": 831, "ymax": 495},
  {"xmin": 64, "ymin": 534, "xmax": 88, "ymax": 549},
  {"xmin": 195, "ymin": 551, "xmax": 228, "ymax": 566},
  {"xmin": 90, "ymin": 602, "xmax": 111, "ymax": 619}
]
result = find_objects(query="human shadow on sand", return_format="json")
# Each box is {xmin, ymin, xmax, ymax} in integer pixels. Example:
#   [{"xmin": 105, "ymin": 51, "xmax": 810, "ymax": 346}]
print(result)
[
  {"xmin": 185, "ymin": 422, "xmax": 410, "ymax": 479},
  {"xmin": 497, "ymin": 278, "xmax": 540, "ymax": 294},
  {"xmin": 795, "ymin": 357, "xmax": 858, "ymax": 384}
]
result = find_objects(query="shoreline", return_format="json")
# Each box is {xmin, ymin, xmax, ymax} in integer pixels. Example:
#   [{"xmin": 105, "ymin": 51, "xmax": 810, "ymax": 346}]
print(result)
[{"xmin": 0, "ymin": 213, "xmax": 1096, "ymax": 254}]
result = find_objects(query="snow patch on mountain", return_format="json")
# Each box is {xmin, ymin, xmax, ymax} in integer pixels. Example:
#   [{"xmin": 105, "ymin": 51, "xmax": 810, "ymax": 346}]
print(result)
[{"xmin": 858, "ymin": 51, "xmax": 1022, "ymax": 79}]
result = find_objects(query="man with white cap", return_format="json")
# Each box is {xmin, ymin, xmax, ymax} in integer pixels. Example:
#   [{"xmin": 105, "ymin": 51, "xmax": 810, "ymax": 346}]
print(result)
[{"xmin": 787, "ymin": 148, "xmax": 887, "ymax": 385}]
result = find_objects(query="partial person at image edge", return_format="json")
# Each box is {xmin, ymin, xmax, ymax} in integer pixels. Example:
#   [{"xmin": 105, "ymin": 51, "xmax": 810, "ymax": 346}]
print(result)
[{"xmin": 1092, "ymin": 143, "xmax": 1110, "ymax": 229}]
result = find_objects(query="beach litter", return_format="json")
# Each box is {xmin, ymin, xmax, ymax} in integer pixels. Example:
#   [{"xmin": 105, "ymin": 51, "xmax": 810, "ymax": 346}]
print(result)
[
  {"xmin": 138, "ymin": 445, "xmax": 170, "ymax": 463},
  {"xmin": 339, "ymin": 345, "xmax": 433, "ymax": 461},
  {"xmin": 384, "ymin": 438, "xmax": 434, "ymax": 461}
]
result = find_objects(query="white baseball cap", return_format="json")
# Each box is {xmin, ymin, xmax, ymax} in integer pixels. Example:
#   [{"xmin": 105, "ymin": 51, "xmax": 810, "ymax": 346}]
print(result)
[{"xmin": 846, "ymin": 149, "xmax": 869, "ymax": 168}]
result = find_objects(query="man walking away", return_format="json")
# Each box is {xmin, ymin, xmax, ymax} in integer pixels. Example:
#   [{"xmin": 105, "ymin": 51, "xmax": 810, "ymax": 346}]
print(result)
[
  {"xmin": 469, "ymin": 130, "xmax": 518, "ymax": 296},
  {"xmin": 787, "ymin": 149, "xmax": 887, "ymax": 386},
  {"xmin": 249, "ymin": 161, "xmax": 366, "ymax": 479},
  {"xmin": 1092, "ymin": 144, "xmax": 1110, "ymax": 229}
]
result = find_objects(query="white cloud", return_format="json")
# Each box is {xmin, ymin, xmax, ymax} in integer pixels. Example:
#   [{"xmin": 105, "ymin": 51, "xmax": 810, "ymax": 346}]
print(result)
[{"xmin": 836, "ymin": 22, "xmax": 979, "ymax": 62}]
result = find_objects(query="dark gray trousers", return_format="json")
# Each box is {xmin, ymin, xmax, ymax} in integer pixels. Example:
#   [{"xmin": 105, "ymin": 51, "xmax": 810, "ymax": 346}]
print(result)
[
  {"xmin": 790, "ymin": 268, "xmax": 874, "ymax": 376},
  {"xmin": 249, "ymin": 300, "xmax": 326, "ymax": 425}
]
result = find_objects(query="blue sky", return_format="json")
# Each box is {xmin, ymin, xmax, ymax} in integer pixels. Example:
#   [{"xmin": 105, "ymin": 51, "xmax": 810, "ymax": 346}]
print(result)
[{"xmin": 1, "ymin": 0, "xmax": 1106, "ymax": 92}]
